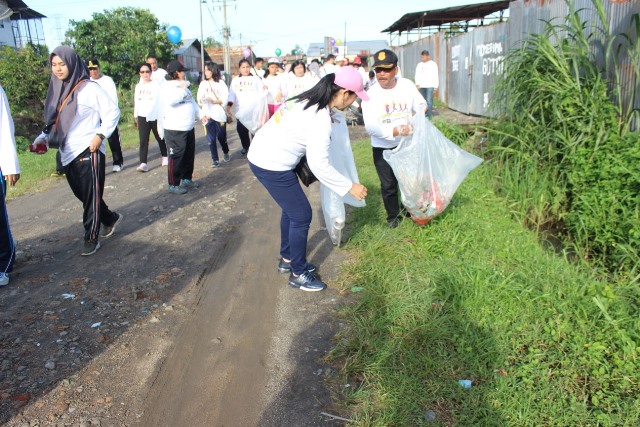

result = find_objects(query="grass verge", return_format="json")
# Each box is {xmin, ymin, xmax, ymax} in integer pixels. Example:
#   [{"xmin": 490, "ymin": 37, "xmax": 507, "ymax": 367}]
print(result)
[{"xmin": 328, "ymin": 127, "xmax": 639, "ymax": 426}]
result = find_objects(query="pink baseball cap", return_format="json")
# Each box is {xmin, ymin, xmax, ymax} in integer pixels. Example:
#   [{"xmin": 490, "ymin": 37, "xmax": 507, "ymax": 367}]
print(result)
[{"xmin": 334, "ymin": 66, "xmax": 369, "ymax": 101}]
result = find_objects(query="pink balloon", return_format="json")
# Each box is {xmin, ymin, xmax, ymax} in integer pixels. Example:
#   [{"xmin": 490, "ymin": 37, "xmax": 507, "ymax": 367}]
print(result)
[{"xmin": 242, "ymin": 47, "xmax": 251, "ymax": 58}]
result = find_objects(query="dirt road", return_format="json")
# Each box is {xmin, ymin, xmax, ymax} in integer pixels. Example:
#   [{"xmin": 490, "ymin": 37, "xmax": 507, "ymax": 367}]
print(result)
[
  {"xmin": 1, "ymin": 107, "xmax": 482, "ymax": 426},
  {"xmin": 1, "ymin": 126, "xmax": 348, "ymax": 426}
]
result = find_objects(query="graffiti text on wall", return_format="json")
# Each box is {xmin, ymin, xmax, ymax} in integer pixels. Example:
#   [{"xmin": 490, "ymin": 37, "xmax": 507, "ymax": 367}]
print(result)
[
  {"xmin": 476, "ymin": 42, "xmax": 504, "ymax": 76},
  {"xmin": 451, "ymin": 44, "xmax": 460, "ymax": 72}
]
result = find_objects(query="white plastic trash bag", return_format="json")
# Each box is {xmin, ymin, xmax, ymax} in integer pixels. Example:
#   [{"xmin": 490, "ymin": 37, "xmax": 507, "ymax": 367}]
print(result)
[
  {"xmin": 235, "ymin": 90, "xmax": 269, "ymax": 133},
  {"xmin": 321, "ymin": 186, "xmax": 345, "ymax": 246},
  {"xmin": 320, "ymin": 111, "xmax": 366, "ymax": 245},
  {"xmin": 383, "ymin": 116, "xmax": 483, "ymax": 225}
]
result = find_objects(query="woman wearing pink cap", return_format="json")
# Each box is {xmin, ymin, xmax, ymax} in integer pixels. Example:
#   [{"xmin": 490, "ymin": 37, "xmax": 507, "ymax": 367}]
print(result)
[{"xmin": 247, "ymin": 66, "xmax": 369, "ymax": 292}]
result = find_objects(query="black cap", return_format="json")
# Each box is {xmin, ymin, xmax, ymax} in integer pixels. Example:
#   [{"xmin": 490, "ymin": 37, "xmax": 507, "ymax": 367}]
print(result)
[
  {"xmin": 167, "ymin": 60, "xmax": 188, "ymax": 73},
  {"xmin": 372, "ymin": 49, "xmax": 398, "ymax": 69},
  {"xmin": 87, "ymin": 59, "xmax": 100, "ymax": 69}
]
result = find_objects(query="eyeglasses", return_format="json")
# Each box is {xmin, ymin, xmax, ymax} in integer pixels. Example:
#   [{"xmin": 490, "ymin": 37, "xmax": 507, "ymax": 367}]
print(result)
[{"xmin": 140, "ymin": 70, "xmax": 151, "ymax": 74}]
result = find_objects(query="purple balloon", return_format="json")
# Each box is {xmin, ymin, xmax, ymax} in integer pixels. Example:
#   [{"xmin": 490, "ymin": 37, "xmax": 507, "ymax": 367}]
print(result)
[
  {"xmin": 242, "ymin": 47, "xmax": 251, "ymax": 58},
  {"xmin": 330, "ymin": 38, "xmax": 336, "ymax": 46}
]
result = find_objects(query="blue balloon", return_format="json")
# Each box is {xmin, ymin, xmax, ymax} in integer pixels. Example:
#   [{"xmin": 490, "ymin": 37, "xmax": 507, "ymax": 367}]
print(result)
[{"xmin": 167, "ymin": 26, "xmax": 182, "ymax": 44}]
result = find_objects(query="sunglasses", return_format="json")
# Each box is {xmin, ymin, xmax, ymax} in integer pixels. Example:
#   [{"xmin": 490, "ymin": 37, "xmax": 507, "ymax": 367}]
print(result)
[{"xmin": 140, "ymin": 70, "xmax": 151, "ymax": 73}]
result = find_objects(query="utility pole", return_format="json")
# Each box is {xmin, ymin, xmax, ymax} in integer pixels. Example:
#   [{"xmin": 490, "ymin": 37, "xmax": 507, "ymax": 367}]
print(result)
[
  {"xmin": 222, "ymin": 0, "xmax": 231, "ymax": 85},
  {"xmin": 344, "ymin": 22, "xmax": 347, "ymax": 57},
  {"xmin": 199, "ymin": 0, "xmax": 205, "ymax": 82},
  {"xmin": 209, "ymin": 0, "xmax": 234, "ymax": 84}
]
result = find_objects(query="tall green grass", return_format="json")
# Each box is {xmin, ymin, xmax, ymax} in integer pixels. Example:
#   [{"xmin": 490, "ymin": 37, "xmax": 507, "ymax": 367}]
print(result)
[
  {"xmin": 486, "ymin": 0, "xmax": 639, "ymax": 273},
  {"xmin": 329, "ymin": 134, "xmax": 639, "ymax": 426}
]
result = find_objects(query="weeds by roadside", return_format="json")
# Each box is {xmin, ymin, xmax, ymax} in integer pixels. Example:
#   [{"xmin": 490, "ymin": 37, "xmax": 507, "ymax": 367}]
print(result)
[
  {"xmin": 328, "ymin": 131, "xmax": 639, "ymax": 426},
  {"xmin": 486, "ymin": 0, "xmax": 640, "ymax": 274}
]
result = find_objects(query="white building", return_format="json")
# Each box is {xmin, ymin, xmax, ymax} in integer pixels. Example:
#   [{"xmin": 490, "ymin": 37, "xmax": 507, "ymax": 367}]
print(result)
[{"xmin": 0, "ymin": 0, "xmax": 46, "ymax": 48}]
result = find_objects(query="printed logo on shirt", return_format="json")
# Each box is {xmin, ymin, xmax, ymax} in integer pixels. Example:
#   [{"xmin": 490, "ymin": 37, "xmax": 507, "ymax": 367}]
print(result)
[
  {"xmin": 237, "ymin": 77, "xmax": 258, "ymax": 92},
  {"xmin": 274, "ymin": 100, "xmax": 303, "ymax": 124},
  {"xmin": 137, "ymin": 87, "xmax": 156, "ymax": 102},
  {"xmin": 379, "ymin": 100, "xmax": 411, "ymax": 124},
  {"xmin": 206, "ymin": 87, "xmax": 222, "ymax": 98}
]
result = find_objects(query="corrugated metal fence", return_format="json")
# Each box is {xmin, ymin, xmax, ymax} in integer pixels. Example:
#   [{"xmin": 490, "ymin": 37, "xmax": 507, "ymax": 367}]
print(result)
[{"xmin": 397, "ymin": 0, "xmax": 639, "ymax": 119}]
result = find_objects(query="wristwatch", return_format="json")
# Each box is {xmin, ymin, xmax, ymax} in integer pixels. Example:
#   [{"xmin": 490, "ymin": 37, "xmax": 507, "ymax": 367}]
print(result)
[{"xmin": 96, "ymin": 133, "xmax": 105, "ymax": 141}]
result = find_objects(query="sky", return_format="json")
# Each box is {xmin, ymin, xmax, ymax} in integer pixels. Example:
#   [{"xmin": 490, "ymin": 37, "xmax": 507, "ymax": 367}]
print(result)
[{"xmin": 25, "ymin": 0, "xmax": 492, "ymax": 57}]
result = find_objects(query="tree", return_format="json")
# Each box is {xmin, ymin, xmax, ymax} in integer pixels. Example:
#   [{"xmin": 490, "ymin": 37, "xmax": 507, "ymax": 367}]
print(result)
[
  {"xmin": 290, "ymin": 44, "xmax": 304, "ymax": 56},
  {"xmin": 65, "ymin": 7, "xmax": 174, "ymax": 88},
  {"xmin": 0, "ymin": 45, "xmax": 49, "ymax": 116},
  {"xmin": 203, "ymin": 37, "xmax": 222, "ymax": 49}
]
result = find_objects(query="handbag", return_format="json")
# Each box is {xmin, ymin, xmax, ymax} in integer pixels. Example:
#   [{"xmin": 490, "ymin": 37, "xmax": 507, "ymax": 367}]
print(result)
[
  {"xmin": 294, "ymin": 155, "xmax": 318, "ymax": 187},
  {"xmin": 208, "ymin": 81, "xmax": 233, "ymax": 123}
]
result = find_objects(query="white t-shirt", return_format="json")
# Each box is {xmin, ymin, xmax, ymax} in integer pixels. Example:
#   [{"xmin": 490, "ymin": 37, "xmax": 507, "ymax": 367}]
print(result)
[
  {"xmin": 248, "ymin": 101, "xmax": 352, "ymax": 196},
  {"xmin": 228, "ymin": 74, "xmax": 264, "ymax": 116},
  {"xmin": 250, "ymin": 68, "xmax": 265, "ymax": 78},
  {"xmin": 37, "ymin": 82, "xmax": 120, "ymax": 166},
  {"xmin": 134, "ymin": 80, "xmax": 161, "ymax": 121},
  {"xmin": 282, "ymin": 73, "xmax": 318, "ymax": 99},
  {"xmin": 415, "ymin": 60, "xmax": 439, "ymax": 89},
  {"xmin": 197, "ymin": 79, "xmax": 229, "ymax": 123},
  {"xmin": 151, "ymin": 68, "xmax": 168, "ymax": 83},
  {"xmin": 357, "ymin": 67, "xmax": 368, "ymax": 86},
  {"xmin": 362, "ymin": 78, "xmax": 427, "ymax": 149},
  {"xmin": 263, "ymin": 74, "xmax": 283, "ymax": 104},
  {"xmin": 318, "ymin": 62, "xmax": 336, "ymax": 78},
  {"xmin": 91, "ymin": 74, "xmax": 118, "ymax": 106},
  {"xmin": 0, "ymin": 85, "xmax": 19, "ymax": 175}
]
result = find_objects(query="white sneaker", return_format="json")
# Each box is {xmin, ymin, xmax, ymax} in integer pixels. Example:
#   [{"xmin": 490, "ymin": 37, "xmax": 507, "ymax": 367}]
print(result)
[
  {"xmin": 136, "ymin": 163, "xmax": 149, "ymax": 172},
  {"xmin": 162, "ymin": 157, "xmax": 169, "ymax": 166},
  {"xmin": 0, "ymin": 272, "xmax": 9, "ymax": 287},
  {"xmin": 112, "ymin": 164, "xmax": 123, "ymax": 172}
]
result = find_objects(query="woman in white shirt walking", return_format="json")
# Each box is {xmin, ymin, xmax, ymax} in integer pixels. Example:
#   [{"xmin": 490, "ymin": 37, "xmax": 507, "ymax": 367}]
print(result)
[
  {"xmin": 263, "ymin": 58, "xmax": 284, "ymax": 118},
  {"xmin": 282, "ymin": 60, "xmax": 318, "ymax": 100},
  {"xmin": 226, "ymin": 59, "xmax": 263, "ymax": 155},
  {"xmin": 158, "ymin": 60, "xmax": 204, "ymax": 195},
  {"xmin": 134, "ymin": 62, "xmax": 167, "ymax": 172},
  {"xmin": 247, "ymin": 66, "xmax": 369, "ymax": 292},
  {"xmin": 197, "ymin": 62, "xmax": 231, "ymax": 168},
  {"xmin": 32, "ymin": 46, "xmax": 123, "ymax": 256}
]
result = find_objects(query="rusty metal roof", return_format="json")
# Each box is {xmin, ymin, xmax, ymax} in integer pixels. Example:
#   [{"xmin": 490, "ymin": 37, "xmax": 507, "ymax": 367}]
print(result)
[
  {"xmin": 383, "ymin": 0, "xmax": 513, "ymax": 34},
  {"xmin": 7, "ymin": 0, "xmax": 46, "ymax": 20}
]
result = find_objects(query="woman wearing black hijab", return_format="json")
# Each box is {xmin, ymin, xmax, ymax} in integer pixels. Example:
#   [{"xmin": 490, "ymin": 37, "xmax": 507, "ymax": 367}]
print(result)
[{"xmin": 32, "ymin": 46, "xmax": 122, "ymax": 256}]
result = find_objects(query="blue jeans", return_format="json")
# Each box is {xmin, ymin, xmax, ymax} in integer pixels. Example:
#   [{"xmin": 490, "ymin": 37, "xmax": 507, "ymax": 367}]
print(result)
[
  {"xmin": 249, "ymin": 161, "xmax": 312, "ymax": 275},
  {"xmin": 204, "ymin": 119, "xmax": 229, "ymax": 162},
  {"xmin": 420, "ymin": 87, "xmax": 435, "ymax": 118},
  {"xmin": 0, "ymin": 170, "xmax": 15, "ymax": 274}
]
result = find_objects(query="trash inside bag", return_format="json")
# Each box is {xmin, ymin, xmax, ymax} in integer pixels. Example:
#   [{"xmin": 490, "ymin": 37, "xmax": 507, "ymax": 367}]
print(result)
[
  {"xmin": 321, "ymin": 111, "xmax": 366, "ymax": 245},
  {"xmin": 383, "ymin": 116, "xmax": 483, "ymax": 225}
]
